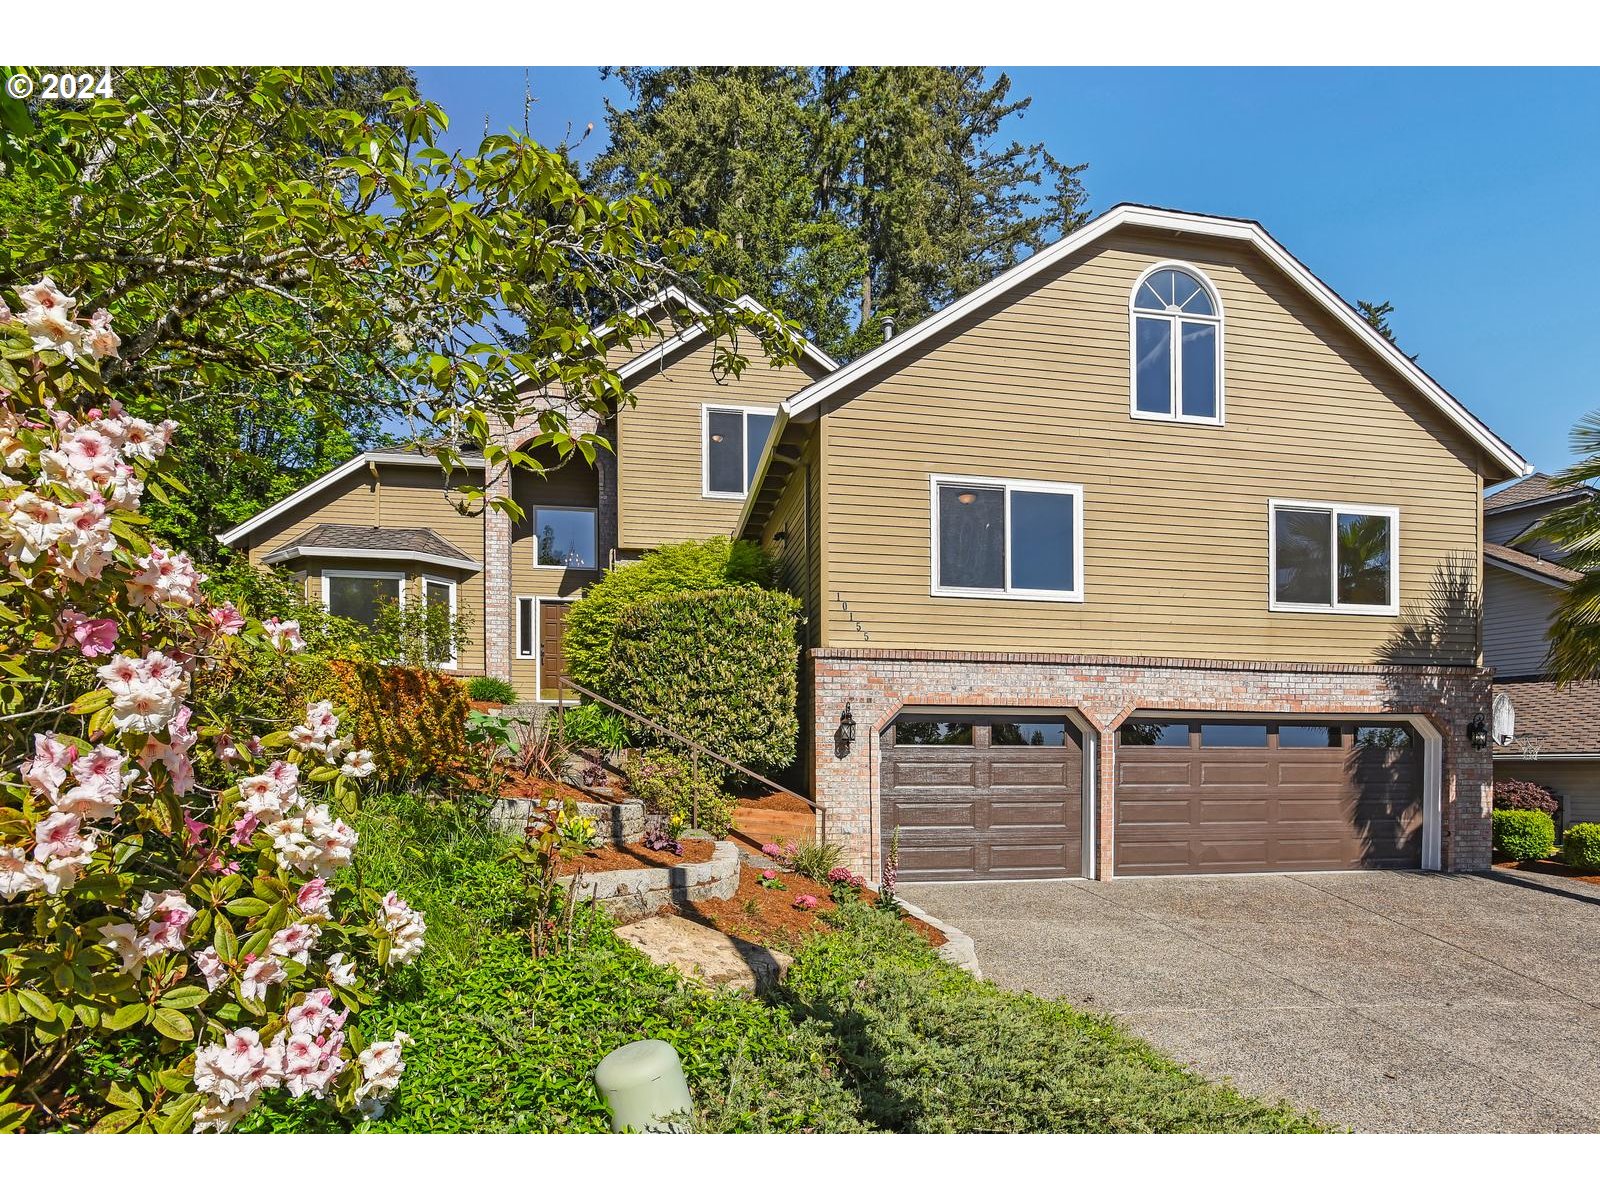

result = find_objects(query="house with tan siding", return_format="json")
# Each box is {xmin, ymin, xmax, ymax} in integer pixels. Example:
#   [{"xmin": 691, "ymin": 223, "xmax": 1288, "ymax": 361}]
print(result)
[
  {"xmin": 221, "ymin": 205, "xmax": 1534, "ymax": 884},
  {"xmin": 1480, "ymin": 474, "xmax": 1600, "ymax": 828}
]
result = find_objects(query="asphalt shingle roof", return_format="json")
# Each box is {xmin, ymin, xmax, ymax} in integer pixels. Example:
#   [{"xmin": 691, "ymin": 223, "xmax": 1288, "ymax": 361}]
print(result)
[
  {"xmin": 263, "ymin": 524, "xmax": 477, "ymax": 566},
  {"xmin": 1492, "ymin": 678, "xmax": 1600, "ymax": 757},
  {"xmin": 1485, "ymin": 473, "xmax": 1590, "ymax": 513},
  {"xmin": 1484, "ymin": 541, "xmax": 1583, "ymax": 585}
]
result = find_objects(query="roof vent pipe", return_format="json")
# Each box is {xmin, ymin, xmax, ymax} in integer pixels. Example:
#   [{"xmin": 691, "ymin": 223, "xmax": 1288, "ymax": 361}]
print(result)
[{"xmin": 880, "ymin": 315, "xmax": 895, "ymax": 342}]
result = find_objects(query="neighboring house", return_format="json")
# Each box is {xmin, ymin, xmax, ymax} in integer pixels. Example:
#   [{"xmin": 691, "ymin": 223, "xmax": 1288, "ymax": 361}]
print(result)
[
  {"xmin": 1481, "ymin": 473, "xmax": 1600, "ymax": 827},
  {"xmin": 221, "ymin": 204, "xmax": 1533, "ymax": 885},
  {"xmin": 217, "ymin": 288, "xmax": 836, "ymax": 700}
]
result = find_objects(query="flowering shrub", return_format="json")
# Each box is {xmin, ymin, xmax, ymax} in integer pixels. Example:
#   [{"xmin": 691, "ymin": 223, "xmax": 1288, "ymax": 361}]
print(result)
[
  {"xmin": 825, "ymin": 866, "xmax": 865, "ymax": 905},
  {"xmin": 0, "ymin": 282, "xmax": 421, "ymax": 1133},
  {"xmin": 756, "ymin": 869, "xmax": 786, "ymax": 892},
  {"xmin": 792, "ymin": 894, "xmax": 820, "ymax": 911}
]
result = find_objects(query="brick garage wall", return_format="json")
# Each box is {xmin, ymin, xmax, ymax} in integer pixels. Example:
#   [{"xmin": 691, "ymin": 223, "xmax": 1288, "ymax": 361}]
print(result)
[{"xmin": 810, "ymin": 648, "xmax": 1493, "ymax": 881}]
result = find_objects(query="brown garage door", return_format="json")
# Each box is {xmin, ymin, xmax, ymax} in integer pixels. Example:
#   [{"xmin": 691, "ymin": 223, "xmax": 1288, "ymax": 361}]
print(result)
[
  {"xmin": 881, "ymin": 714, "xmax": 1083, "ymax": 882},
  {"xmin": 1115, "ymin": 719, "xmax": 1423, "ymax": 876}
]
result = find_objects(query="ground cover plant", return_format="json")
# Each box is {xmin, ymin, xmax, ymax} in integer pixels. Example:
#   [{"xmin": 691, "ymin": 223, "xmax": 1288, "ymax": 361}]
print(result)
[{"xmin": 247, "ymin": 795, "xmax": 1322, "ymax": 1135}]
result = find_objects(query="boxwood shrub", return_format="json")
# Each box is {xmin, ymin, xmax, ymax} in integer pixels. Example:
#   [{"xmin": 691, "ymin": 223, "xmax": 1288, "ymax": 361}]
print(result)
[
  {"xmin": 563, "ymin": 537, "xmax": 776, "ymax": 693},
  {"xmin": 1563, "ymin": 822, "xmax": 1600, "ymax": 871},
  {"xmin": 1492, "ymin": 808, "xmax": 1556, "ymax": 863},
  {"xmin": 610, "ymin": 586, "xmax": 801, "ymax": 772}
]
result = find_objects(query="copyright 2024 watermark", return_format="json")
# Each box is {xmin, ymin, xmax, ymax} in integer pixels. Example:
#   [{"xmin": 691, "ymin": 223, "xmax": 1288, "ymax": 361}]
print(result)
[{"xmin": 6, "ymin": 68, "xmax": 114, "ymax": 102}]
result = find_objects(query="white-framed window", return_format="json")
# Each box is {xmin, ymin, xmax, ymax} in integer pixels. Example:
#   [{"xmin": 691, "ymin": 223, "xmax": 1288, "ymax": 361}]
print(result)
[
  {"xmin": 1130, "ymin": 262, "xmax": 1223, "ymax": 425},
  {"xmin": 929, "ymin": 475, "xmax": 1084, "ymax": 602},
  {"xmin": 702, "ymin": 404, "xmax": 778, "ymax": 499},
  {"xmin": 532, "ymin": 506, "xmax": 597, "ymax": 569},
  {"xmin": 321, "ymin": 570, "xmax": 405, "ymax": 628},
  {"xmin": 516, "ymin": 595, "xmax": 536, "ymax": 659},
  {"xmin": 421, "ymin": 575, "xmax": 458, "ymax": 668},
  {"xmin": 1269, "ymin": 499, "xmax": 1399, "ymax": 615}
]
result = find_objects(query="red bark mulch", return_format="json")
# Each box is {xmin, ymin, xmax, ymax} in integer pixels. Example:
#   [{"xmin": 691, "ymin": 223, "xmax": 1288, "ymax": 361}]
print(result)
[
  {"xmin": 663, "ymin": 862, "xmax": 946, "ymax": 953},
  {"xmin": 734, "ymin": 787, "xmax": 815, "ymax": 814},
  {"xmin": 554, "ymin": 839, "xmax": 717, "ymax": 877},
  {"xmin": 1495, "ymin": 858, "xmax": 1600, "ymax": 887}
]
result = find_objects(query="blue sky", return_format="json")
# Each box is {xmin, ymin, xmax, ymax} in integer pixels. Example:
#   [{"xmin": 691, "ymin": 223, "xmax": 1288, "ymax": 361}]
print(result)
[{"xmin": 415, "ymin": 66, "xmax": 1600, "ymax": 477}]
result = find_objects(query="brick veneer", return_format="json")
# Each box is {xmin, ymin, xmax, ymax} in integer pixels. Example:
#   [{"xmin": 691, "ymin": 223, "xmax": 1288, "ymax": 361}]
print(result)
[{"xmin": 809, "ymin": 647, "xmax": 1494, "ymax": 882}]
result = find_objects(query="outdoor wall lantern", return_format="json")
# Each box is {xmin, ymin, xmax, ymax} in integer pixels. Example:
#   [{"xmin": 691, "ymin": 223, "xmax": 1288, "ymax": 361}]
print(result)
[
  {"xmin": 835, "ymin": 701, "xmax": 857, "ymax": 757},
  {"xmin": 1467, "ymin": 716, "xmax": 1489, "ymax": 750}
]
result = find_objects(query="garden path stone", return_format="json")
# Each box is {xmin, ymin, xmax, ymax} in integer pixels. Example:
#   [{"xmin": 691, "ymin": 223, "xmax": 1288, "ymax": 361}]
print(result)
[{"xmin": 615, "ymin": 915, "xmax": 792, "ymax": 994}]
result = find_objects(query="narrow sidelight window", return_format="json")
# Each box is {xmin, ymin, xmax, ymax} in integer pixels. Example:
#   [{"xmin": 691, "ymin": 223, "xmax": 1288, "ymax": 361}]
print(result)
[
  {"xmin": 1270, "ymin": 501, "xmax": 1397, "ymax": 614},
  {"xmin": 516, "ymin": 597, "xmax": 535, "ymax": 658},
  {"xmin": 931, "ymin": 476, "xmax": 1083, "ymax": 601}
]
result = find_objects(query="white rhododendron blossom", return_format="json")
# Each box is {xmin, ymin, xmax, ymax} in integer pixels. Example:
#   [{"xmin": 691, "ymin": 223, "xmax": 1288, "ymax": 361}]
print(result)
[
  {"xmin": 379, "ymin": 891, "xmax": 427, "ymax": 966},
  {"xmin": 353, "ymin": 1032, "xmax": 413, "ymax": 1117},
  {"xmin": 0, "ymin": 282, "xmax": 419, "ymax": 1132}
]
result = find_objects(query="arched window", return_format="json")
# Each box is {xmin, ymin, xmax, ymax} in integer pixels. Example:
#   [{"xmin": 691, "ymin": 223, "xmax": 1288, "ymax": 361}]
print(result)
[{"xmin": 1131, "ymin": 264, "xmax": 1222, "ymax": 424}]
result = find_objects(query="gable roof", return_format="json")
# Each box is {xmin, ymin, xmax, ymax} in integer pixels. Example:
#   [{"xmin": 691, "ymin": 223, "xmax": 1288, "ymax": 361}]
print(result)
[
  {"xmin": 777, "ymin": 204, "xmax": 1530, "ymax": 480},
  {"xmin": 1485, "ymin": 472, "xmax": 1593, "ymax": 515},
  {"xmin": 260, "ymin": 523, "xmax": 479, "ymax": 571},
  {"xmin": 610, "ymin": 293, "xmax": 839, "ymax": 381},
  {"xmin": 1484, "ymin": 540, "xmax": 1583, "ymax": 588},
  {"xmin": 217, "ymin": 450, "xmax": 485, "ymax": 547}
]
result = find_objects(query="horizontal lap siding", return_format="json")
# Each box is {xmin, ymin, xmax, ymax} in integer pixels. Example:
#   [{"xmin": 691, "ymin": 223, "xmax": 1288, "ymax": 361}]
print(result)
[
  {"xmin": 1483, "ymin": 570, "xmax": 1557, "ymax": 677},
  {"xmin": 245, "ymin": 465, "xmax": 488, "ymax": 675},
  {"xmin": 616, "ymin": 338, "xmax": 820, "ymax": 549},
  {"xmin": 819, "ymin": 230, "xmax": 1484, "ymax": 665}
]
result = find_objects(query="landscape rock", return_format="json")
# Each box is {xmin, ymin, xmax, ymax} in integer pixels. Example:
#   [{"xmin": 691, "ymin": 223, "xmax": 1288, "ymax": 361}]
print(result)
[{"xmin": 615, "ymin": 914, "xmax": 793, "ymax": 994}]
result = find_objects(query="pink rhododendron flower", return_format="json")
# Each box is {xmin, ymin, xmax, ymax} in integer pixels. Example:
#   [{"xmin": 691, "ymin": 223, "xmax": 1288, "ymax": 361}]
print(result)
[
  {"xmin": 22, "ymin": 733, "xmax": 77, "ymax": 802},
  {"xmin": 267, "ymin": 921, "xmax": 320, "ymax": 965},
  {"xmin": 59, "ymin": 608, "xmax": 117, "ymax": 657},
  {"xmin": 192, "ymin": 946, "xmax": 227, "ymax": 992},
  {"xmin": 0, "ymin": 845, "xmax": 45, "ymax": 901},
  {"xmin": 262, "ymin": 617, "xmax": 305, "ymax": 652},
  {"xmin": 325, "ymin": 953, "xmax": 358, "ymax": 988},
  {"xmin": 240, "ymin": 954, "xmax": 287, "ymax": 1002},
  {"xmin": 378, "ymin": 891, "xmax": 426, "ymax": 966},
  {"xmin": 295, "ymin": 877, "xmax": 331, "ymax": 916},
  {"xmin": 101, "ymin": 922, "xmax": 143, "ymax": 976},
  {"xmin": 353, "ymin": 1031, "xmax": 412, "ymax": 1115}
]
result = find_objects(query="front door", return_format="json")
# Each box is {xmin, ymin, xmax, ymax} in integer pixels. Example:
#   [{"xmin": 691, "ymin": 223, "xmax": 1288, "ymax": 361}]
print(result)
[{"xmin": 538, "ymin": 599, "xmax": 572, "ymax": 700}]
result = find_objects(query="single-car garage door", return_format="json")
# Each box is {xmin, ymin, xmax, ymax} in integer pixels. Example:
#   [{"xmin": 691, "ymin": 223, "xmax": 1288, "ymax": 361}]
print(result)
[
  {"xmin": 1115, "ymin": 719, "xmax": 1423, "ymax": 876},
  {"xmin": 881, "ymin": 713, "xmax": 1084, "ymax": 881}
]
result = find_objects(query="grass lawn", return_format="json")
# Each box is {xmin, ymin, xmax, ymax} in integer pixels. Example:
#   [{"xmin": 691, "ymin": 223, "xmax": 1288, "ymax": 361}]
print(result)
[{"xmin": 247, "ymin": 793, "xmax": 1323, "ymax": 1133}]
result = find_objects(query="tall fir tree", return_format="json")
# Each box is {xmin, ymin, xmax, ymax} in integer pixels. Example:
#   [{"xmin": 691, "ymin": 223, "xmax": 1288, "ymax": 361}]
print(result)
[{"xmin": 589, "ymin": 67, "xmax": 1089, "ymax": 360}]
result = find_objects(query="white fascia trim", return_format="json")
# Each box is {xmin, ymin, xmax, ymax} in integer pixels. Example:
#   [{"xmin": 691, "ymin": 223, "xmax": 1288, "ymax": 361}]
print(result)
[
  {"xmin": 1493, "ymin": 752, "xmax": 1600, "ymax": 762},
  {"xmin": 615, "ymin": 294, "xmax": 839, "ymax": 384},
  {"xmin": 263, "ymin": 545, "xmax": 481, "ymax": 572},
  {"xmin": 777, "ymin": 205, "xmax": 1530, "ymax": 478},
  {"xmin": 217, "ymin": 450, "xmax": 486, "ymax": 547},
  {"xmin": 1483, "ymin": 555, "xmax": 1574, "ymax": 590},
  {"xmin": 1268, "ymin": 498, "xmax": 1401, "ymax": 617}
]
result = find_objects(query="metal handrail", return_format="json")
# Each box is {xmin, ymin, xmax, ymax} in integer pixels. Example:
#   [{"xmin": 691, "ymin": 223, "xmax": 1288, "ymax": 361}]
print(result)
[{"xmin": 556, "ymin": 674, "xmax": 825, "ymax": 845}]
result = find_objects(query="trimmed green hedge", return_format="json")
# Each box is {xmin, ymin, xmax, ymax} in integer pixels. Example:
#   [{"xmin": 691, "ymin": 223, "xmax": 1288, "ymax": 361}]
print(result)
[
  {"xmin": 610, "ymin": 586, "xmax": 800, "ymax": 772},
  {"xmin": 563, "ymin": 537, "xmax": 776, "ymax": 693},
  {"xmin": 1492, "ymin": 808, "xmax": 1556, "ymax": 863},
  {"xmin": 1564, "ymin": 822, "xmax": 1600, "ymax": 871}
]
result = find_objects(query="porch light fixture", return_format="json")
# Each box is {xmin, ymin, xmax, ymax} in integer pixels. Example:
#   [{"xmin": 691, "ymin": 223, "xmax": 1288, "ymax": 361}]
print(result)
[
  {"xmin": 1467, "ymin": 716, "xmax": 1489, "ymax": 750},
  {"xmin": 956, "ymin": 492, "xmax": 977, "ymax": 505},
  {"xmin": 836, "ymin": 701, "xmax": 857, "ymax": 756}
]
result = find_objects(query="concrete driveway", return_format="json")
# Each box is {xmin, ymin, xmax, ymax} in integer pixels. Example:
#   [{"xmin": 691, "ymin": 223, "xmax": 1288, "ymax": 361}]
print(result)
[{"xmin": 900, "ymin": 870, "xmax": 1600, "ymax": 1133}]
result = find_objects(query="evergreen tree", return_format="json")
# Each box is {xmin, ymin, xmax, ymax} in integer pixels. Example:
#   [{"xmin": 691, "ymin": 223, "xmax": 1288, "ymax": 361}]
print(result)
[{"xmin": 590, "ymin": 67, "xmax": 1089, "ymax": 360}]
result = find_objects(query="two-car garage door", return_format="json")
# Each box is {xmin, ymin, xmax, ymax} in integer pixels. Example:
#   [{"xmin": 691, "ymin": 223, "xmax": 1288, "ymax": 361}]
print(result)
[
  {"xmin": 879, "ymin": 711, "xmax": 1424, "ymax": 881},
  {"xmin": 1115, "ymin": 719, "xmax": 1423, "ymax": 875}
]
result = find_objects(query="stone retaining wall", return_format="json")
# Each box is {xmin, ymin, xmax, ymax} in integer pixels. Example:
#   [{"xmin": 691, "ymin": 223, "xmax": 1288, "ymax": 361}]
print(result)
[
  {"xmin": 566, "ymin": 839, "xmax": 741, "ymax": 919},
  {"xmin": 488, "ymin": 797, "xmax": 645, "ymax": 844}
]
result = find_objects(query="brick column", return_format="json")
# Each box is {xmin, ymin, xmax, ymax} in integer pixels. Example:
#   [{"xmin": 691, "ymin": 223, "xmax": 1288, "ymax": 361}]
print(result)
[{"xmin": 482, "ymin": 415, "xmax": 515, "ymax": 682}]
